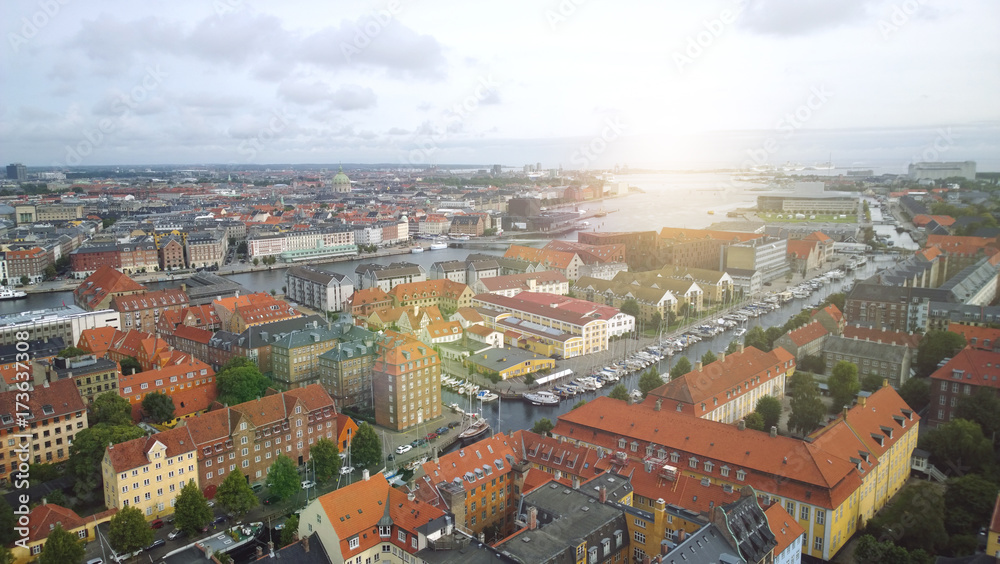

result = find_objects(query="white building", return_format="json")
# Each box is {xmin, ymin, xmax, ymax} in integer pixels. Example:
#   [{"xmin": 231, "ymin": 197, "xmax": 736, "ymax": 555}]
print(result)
[{"xmin": 285, "ymin": 265, "xmax": 354, "ymax": 312}]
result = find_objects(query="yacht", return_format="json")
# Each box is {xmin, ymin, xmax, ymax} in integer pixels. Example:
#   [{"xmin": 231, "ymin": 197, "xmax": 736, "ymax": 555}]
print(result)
[
  {"xmin": 522, "ymin": 391, "xmax": 560, "ymax": 406},
  {"xmin": 429, "ymin": 242, "xmax": 448, "ymax": 250},
  {"xmin": 0, "ymin": 287, "xmax": 27, "ymax": 300},
  {"xmin": 410, "ymin": 246, "xmax": 424, "ymax": 253}
]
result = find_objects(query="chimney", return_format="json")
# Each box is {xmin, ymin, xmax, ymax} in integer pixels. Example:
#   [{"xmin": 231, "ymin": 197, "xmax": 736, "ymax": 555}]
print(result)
[
  {"xmin": 301, "ymin": 535, "xmax": 309, "ymax": 553},
  {"xmin": 738, "ymin": 419, "xmax": 746, "ymax": 431},
  {"xmin": 363, "ymin": 469, "xmax": 370, "ymax": 481},
  {"xmin": 858, "ymin": 396, "xmax": 866, "ymax": 408},
  {"xmin": 572, "ymin": 476, "xmax": 580, "ymax": 490},
  {"xmin": 407, "ymin": 491, "xmax": 415, "ymax": 502},
  {"xmin": 528, "ymin": 507, "xmax": 538, "ymax": 530},
  {"xmin": 695, "ymin": 361, "xmax": 703, "ymax": 372},
  {"xmin": 255, "ymin": 547, "xmax": 262, "ymax": 559},
  {"xmin": 677, "ymin": 529, "xmax": 686, "ymax": 542},
  {"xmin": 738, "ymin": 343, "xmax": 744, "ymax": 353},
  {"xmin": 599, "ymin": 486, "xmax": 607, "ymax": 504},
  {"xmin": 654, "ymin": 399, "xmax": 662, "ymax": 411},
  {"xmin": 843, "ymin": 405, "xmax": 850, "ymax": 419},
  {"xmin": 882, "ymin": 377, "xmax": 889, "ymax": 388},
  {"xmin": 718, "ymin": 351, "xmax": 725, "ymax": 363},
  {"xmin": 769, "ymin": 426, "xmax": 777, "ymax": 438}
]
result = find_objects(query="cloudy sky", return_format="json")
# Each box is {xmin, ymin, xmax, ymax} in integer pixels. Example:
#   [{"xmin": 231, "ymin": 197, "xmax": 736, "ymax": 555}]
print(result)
[{"xmin": 2, "ymin": 0, "xmax": 998, "ymax": 171}]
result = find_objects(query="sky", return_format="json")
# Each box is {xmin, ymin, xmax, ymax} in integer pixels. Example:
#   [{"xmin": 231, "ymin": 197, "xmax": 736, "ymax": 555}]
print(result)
[{"xmin": 2, "ymin": 0, "xmax": 999, "ymax": 171}]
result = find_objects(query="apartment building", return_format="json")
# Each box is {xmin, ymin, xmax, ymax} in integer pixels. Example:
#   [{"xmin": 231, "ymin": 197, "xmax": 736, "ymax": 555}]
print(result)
[
  {"xmin": 388, "ymin": 279, "xmax": 474, "ymax": 312},
  {"xmin": 346, "ymin": 287, "xmax": 392, "ymax": 318},
  {"xmin": 112, "ymin": 288, "xmax": 190, "ymax": 332},
  {"xmin": 180, "ymin": 384, "xmax": 338, "ymax": 492},
  {"xmin": 158, "ymin": 236, "xmax": 186, "ymax": 271},
  {"xmin": 470, "ymin": 271, "xmax": 569, "ymax": 297},
  {"xmin": 186, "ymin": 230, "xmax": 227, "ymax": 269},
  {"xmin": 10, "ymin": 503, "xmax": 117, "ymax": 564},
  {"xmin": 928, "ymin": 346, "xmax": 1000, "ymax": 427},
  {"xmin": 5, "ymin": 247, "xmax": 50, "ymax": 285},
  {"xmin": 318, "ymin": 339, "xmax": 376, "ymax": 410},
  {"xmin": 356, "ymin": 262, "xmax": 427, "ymax": 291},
  {"xmin": 270, "ymin": 323, "xmax": 369, "ymax": 390},
  {"xmin": 213, "ymin": 292, "xmax": 301, "ymax": 332},
  {"xmin": 578, "ymin": 230, "xmax": 660, "ymax": 270},
  {"xmin": 119, "ymin": 355, "xmax": 216, "ymax": 417},
  {"xmin": 724, "ymin": 236, "xmax": 790, "ymax": 282},
  {"xmin": 504, "ymin": 245, "xmax": 585, "ymax": 281},
  {"xmin": 0, "ymin": 378, "xmax": 87, "ymax": 484},
  {"xmin": 33, "ymin": 354, "xmax": 120, "ymax": 405},
  {"xmin": 0, "ymin": 305, "xmax": 120, "ymax": 347},
  {"xmin": 284, "ymin": 265, "xmax": 354, "ymax": 313},
  {"xmin": 371, "ymin": 331, "xmax": 441, "ymax": 431},
  {"xmin": 118, "ymin": 237, "xmax": 159, "ymax": 274},
  {"xmin": 101, "ymin": 426, "xmax": 198, "ymax": 520},
  {"xmin": 73, "ymin": 266, "xmax": 147, "ymax": 311},
  {"xmin": 646, "ymin": 344, "xmax": 794, "ymax": 424}
]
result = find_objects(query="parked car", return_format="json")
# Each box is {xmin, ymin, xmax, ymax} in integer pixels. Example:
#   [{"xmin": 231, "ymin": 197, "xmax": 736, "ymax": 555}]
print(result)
[
  {"xmin": 212, "ymin": 516, "xmax": 227, "ymax": 525},
  {"xmin": 167, "ymin": 529, "xmax": 185, "ymax": 540},
  {"xmin": 340, "ymin": 466, "xmax": 355, "ymax": 475},
  {"xmin": 447, "ymin": 421, "xmax": 460, "ymax": 428},
  {"xmin": 395, "ymin": 445, "xmax": 412, "ymax": 455},
  {"xmin": 252, "ymin": 484, "xmax": 264, "ymax": 493},
  {"xmin": 425, "ymin": 432, "xmax": 438, "ymax": 440},
  {"xmin": 264, "ymin": 495, "xmax": 281, "ymax": 505},
  {"xmin": 145, "ymin": 539, "xmax": 166, "ymax": 552},
  {"xmin": 435, "ymin": 427, "xmax": 449, "ymax": 435},
  {"xmin": 206, "ymin": 500, "xmax": 215, "ymax": 508},
  {"xmin": 301, "ymin": 480, "xmax": 315, "ymax": 490},
  {"xmin": 86, "ymin": 559, "xmax": 104, "ymax": 564},
  {"xmin": 149, "ymin": 519, "xmax": 164, "ymax": 529}
]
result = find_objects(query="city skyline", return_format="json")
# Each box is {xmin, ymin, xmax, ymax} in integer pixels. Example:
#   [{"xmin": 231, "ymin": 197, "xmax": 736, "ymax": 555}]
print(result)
[{"xmin": 2, "ymin": 0, "xmax": 999, "ymax": 170}]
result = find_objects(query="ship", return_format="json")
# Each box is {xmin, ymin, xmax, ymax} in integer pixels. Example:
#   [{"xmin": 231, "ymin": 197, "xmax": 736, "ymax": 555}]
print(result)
[
  {"xmin": 457, "ymin": 418, "xmax": 491, "ymax": 445},
  {"xmin": 522, "ymin": 391, "xmax": 560, "ymax": 406},
  {"xmin": 429, "ymin": 242, "xmax": 448, "ymax": 250},
  {"xmin": 0, "ymin": 287, "xmax": 27, "ymax": 300}
]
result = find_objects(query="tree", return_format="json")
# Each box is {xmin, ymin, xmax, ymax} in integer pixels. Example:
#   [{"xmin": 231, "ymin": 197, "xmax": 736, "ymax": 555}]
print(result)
[
  {"xmin": 798, "ymin": 354, "xmax": 825, "ymax": 374},
  {"xmin": 701, "ymin": 350, "xmax": 717, "ymax": 365},
  {"xmin": 90, "ymin": 391, "xmax": 132, "ymax": 426},
  {"xmin": 28, "ymin": 462, "xmax": 62, "ymax": 483},
  {"xmin": 866, "ymin": 482, "xmax": 948, "ymax": 554},
  {"xmin": 944, "ymin": 474, "xmax": 999, "ymax": 536},
  {"xmin": 955, "ymin": 388, "xmax": 1000, "ymax": 444},
  {"xmin": 43, "ymin": 265, "xmax": 57, "ymax": 280},
  {"xmin": 754, "ymin": 396, "xmax": 782, "ymax": 431},
  {"xmin": 174, "ymin": 481, "xmax": 212, "ymax": 535},
  {"xmin": 236, "ymin": 241, "xmax": 248, "ymax": 255},
  {"xmin": 821, "ymin": 292, "xmax": 846, "ymax": 312},
  {"xmin": 639, "ymin": 369, "xmax": 663, "ymax": 398},
  {"xmin": 216, "ymin": 470, "xmax": 258, "ymax": 520},
  {"xmin": 216, "ymin": 365, "xmax": 271, "ymax": 406},
  {"xmin": 38, "ymin": 524, "xmax": 85, "ymax": 564},
  {"xmin": 68, "ymin": 423, "xmax": 144, "ymax": 503},
  {"xmin": 0, "ymin": 546, "xmax": 14, "ymax": 564},
  {"xmin": 920, "ymin": 418, "xmax": 994, "ymax": 475},
  {"xmin": 860, "ymin": 373, "xmax": 883, "ymax": 393},
  {"xmin": 253, "ymin": 258, "xmax": 260, "ymax": 266},
  {"xmin": 744, "ymin": 326, "xmax": 769, "ymax": 352},
  {"xmin": 309, "ymin": 438, "xmax": 342, "ymax": 483},
  {"xmin": 608, "ymin": 384, "xmax": 629, "ymax": 401},
  {"xmin": 787, "ymin": 372, "xmax": 825, "ymax": 435},
  {"xmin": 58, "ymin": 346, "xmax": 88, "ymax": 358},
  {"xmin": 267, "ymin": 455, "xmax": 301, "ymax": 501},
  {"xmin": 119, "ymin": 356, "xmax": 142, "ymax": 375},
  {"xmin": 46, "ymin": 489, "xmax": 67, "ymax": 506},
  {"xmin": 351, "ymin": 423, "xmax": 382, "ymax": 468},
  {"xmin": 650, "ymin": 312, "xmax": 662, "ymax": 330},
  {"xmin": 141, "ymin": 391, "xmax": 175, "ymax": 423},
  {"xmin": 280, "ymin": 515, "xmax": 299, "ymax": 547},
  {"xmin": 572, "ymin": 399, "xmax": 587, "ymax": 410},
  {"xmin": 726, "ymin": 340, "xmax": 740, "ymax": 354},
  {"xmin": 19, "ymin": 275, "xmax": 29, "ymax": 286},
  {"xmin": 108, "ymin": 505, "xmax": 154, "ymax": 559},
  {"xmin": 0, "ymin": 498, "xmax": 16, "ymax": 545},
  {"xmin": 899, "ymin": 377, "xmax": 930, "ymax": 412},
  {"xmin": 828, "ymin": 361, "xmax": 860, "ymax": 413},
  {"xmin": 744, "ymin": 412, "xmax": 765, "ymax": 431},
  {"xmin": 915, "ymin": 330, "xmax": 966, "ymax": 377},
  {"xmin": 619, "ymin": 299, "xmax": 640, "ymax": 318},
  {"xmin": 669, "ymin": 357, "xmax": 691, "ymax": 380},
  {"xmin": 531, "ymin": 418, "xmax": 554, "ymax": 436}
]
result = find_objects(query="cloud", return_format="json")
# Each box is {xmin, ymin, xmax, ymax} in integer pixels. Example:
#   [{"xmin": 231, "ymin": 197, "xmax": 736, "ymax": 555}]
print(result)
[
  {"xmin": 738, "ymin": 0, "xmax": 878, "ymax": 36},
  {"xmin": 298, "ymin": 18, "xmax": 446, "ymax": 77},
  {"xmin": 278, "ymin": 79, "xmax": 333, "ymax": 106},
  {"xmin": 330, "ymin": 85, "xmax": 377, "ymax": 111}
]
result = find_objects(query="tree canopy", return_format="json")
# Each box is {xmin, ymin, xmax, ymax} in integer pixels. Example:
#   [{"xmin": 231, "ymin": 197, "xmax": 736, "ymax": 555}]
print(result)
[
  {"xmin": 531, "ymin": 418, "xmax": 555, "ymax": 436},
  {"xmin": 141, "ymin": 391, "xmax": 175, "ymax": 423},
  {"xmin": 669, "ymin": 357, "xmax": 691, "ymax": 380},
  {"xmin": 266, "ymin": 455, "xmax": 301, "ymax": 500},
  {"xmin": 216, "ymin": 365, "xmax": 271, "ymax": 406},
  {"xmin": 860, "ymin": 373, "xmax": 884, "ymax": 393},
  {"xmin": 944, "ymin": 474, "xmax": 999, "ymax": 537},
  {"xmin": 351, "ymin": 422, "xmax": 382, "ymax": 468},
  {"xmin": 38, "ymin": 524, "xmax": 85, "ymax": 564},
  {"xmin": 280, "ymin": 515, "xmax": 299, "ymax": 547},
  {"xmin": 309, "ymin": 438, "xmax": 342, "ymax": 483},
  {"xmin": 743, "ymin": 326, "xmax": 770, "ymax": 352},
  {"xmin": 865, "ymin": 482, "xmax": 948, "ymax": 554},
  {"xmin": 216, "ymin": 470, "xmax": 258, "ymax": 519},
  {"xmin": 639, "ymin": 369, "xmax": 663, "ymax": 398},
  {"xmin": 174, "ymin": 481, "xmax": 212, "ymax": 535},
  {"xmin": 90, "ymin": 391, "xmax": 133, "ymax": 426},
  {"xmin": 828, "ymin": 361, "xmax": 860, "ymax": 413},
  {"xmin": 915, "ymin": 330, "xmax": 966, "ymax": 377},
  {"xmin": 920, "ymin": 418, "xmax": 995, "ymax": 476},
  {"xmin": 608, "ymin": 384, "xmax": 629, "ymax": 401},
  {"xmin": 744, "ymin": 412, "xmax": 765, "ymax": 431},
  {"xmin": 701, "ymin": 350, "xmax": 717, "ymax": 365},
  {"xmin": 0, "ymin": 498, "xmax": 17, "ymax": 545},
  {"xmin": 899, "ymin": 377, "xmax": 930, "ymax": 412},
  {"xmin": 119, "ymin": 356, "xmax": 142, "ymax": 375},
  {"xmin": 108, "ymin": 505, "xmax": 154, "ymax": 558},
  {"xmin": 787, "ymin": 372, "xmax": 825, "ymax": 435},
  {"xmin": 58, "ymin": 346, "xmax": 88, "ymax": 358},
  {"xmin": 955, "ymin": 388, "xmax": 1000, "ymax": 444},
  {"xmin": 619, "ymin": 298, "xmax": 640, "ymax": 318},
  {"xmin": 754, "ymin": 396, "xmax": 782, "ymax": 431},
  {"xmin": 68, "ymin": 423, "xmax": 145, "ymax": 503}
]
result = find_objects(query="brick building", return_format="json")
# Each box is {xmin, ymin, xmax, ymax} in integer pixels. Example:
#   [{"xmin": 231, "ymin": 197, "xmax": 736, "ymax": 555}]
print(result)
[{"xmin": 372, "ymin": 331, "xmax": 442, "ymax": 431}]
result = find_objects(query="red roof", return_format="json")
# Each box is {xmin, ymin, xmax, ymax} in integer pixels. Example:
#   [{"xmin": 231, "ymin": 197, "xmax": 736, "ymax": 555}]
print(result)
[
  {"xmin": 73, "ymin": 266, "xmax": 146, "ymax": 310},
  {"xmin": 813, "ymin": 304, "xmax": 843, "ymax": 324},
  {"xmin": 928, "ymin": 346, "xmax": 1000, "ymax": 390},
  {"xmin": 786, "ymin": 321, "xmax": 829, "ymax": 346},
  {"xmin": 765, "ymin": 503, "xmax": 805, "ymax": 557},
  {"xmin": 786, "ymin": 239, "xmax": 818, "ymax": 259},
  {"xmin": 23, "ymin": 504, "xmax": 118, "ymax": 544},
  {"xmin": 842, "ymin": 325, "xmax": 922, "ymax": 349},
  {"xmin": 78, "ymin": 326, "xmax": 121, "ymax": 355},
  {"xmin": 947, "ymin": 323, "xmax": 1000, "ymax": 351},
  {"xmin": 105, "ymin": 426, "xmax": 196, "ymax": 473}
]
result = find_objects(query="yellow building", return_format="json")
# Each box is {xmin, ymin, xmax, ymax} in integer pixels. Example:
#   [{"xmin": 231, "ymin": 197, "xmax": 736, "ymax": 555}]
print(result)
[
  {"xmin": 11, "ymin": 503, "xmax": 117, "ymax": 564},
  {"xmin": 102, "ymin": 426, "xmax": 198, "ymax": 520},
  {"xmin": 388, "ymin": 278, "xmax": 475, "ymax": 311},
  {"xmin": 987, "ymin": 494, "xmax": 1000, "ymax": 559}
]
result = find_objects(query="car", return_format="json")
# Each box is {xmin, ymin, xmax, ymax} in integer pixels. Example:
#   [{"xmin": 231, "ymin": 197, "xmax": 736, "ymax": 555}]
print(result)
[
  {"xmin": 212, "ymin": 516, "xmax": 227, "ymax": 525},
  {"xmin": 167, "ymin": 529, "xmax": 186, "ymax": 540},
  {"xmin": 447, "ymin": 421, "xmax": 460, "ymax": 428},
  {"xmin": 410, "ymin": 439, "xmax": 420, "ymax": 447},
  {"xmin": 435, "ymin": 427, "xmax": 449, "ymax": 435},
  {"xmin": 206, "ymin": 500, "xmax": 215, "ymax": 508},
  {"xmin": 301, "ymin": 480, "xmax": 315, "ymax": 489},
  {"xmin": 145, "ymin": 539, "xmax": 166, "ymax": 552},
  {"xmin": 150, "ymin": 519, "xmax": 164, "ymax": 529},
  {"xmin": 425, "ymin": 432, "xmax": 438, "ymax": 440},
  {"xmin": 340, "ymin": 466, "xmax": 355, "ymax": 475},
  {"xmin": 264, "ymin": 495, "xmax": 281, "ymax": 505},
  {"xmin": 395, "ymin": 445, "xmax": 412, "ymax": 455},
  {"xmin": 86, "ymin": 559, "xmax": 104, "ymax": 564},
  {"xmin": 252, "ymin": 483, "xmax": 264, "ymax": 493}
]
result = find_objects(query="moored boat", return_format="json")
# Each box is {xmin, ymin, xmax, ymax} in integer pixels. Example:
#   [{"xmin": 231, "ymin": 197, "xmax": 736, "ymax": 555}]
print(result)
[
  {"xmin": 457, "ymin": 418, "xmax": 491, "ymax": 445},
  {"xmin": 522, "ymin": 391, "xmax": 560, "ymax": 406}
]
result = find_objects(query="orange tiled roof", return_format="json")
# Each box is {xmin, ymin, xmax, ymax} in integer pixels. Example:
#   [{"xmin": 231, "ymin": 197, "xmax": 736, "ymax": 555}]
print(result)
[
  {"xmin": 23, "ymin": 504, "xmax": 118, "ymax": 544},
  {"xmin": 786, "ymin": 239, "xmax": 817, "ymax": 259},
  {"xmin": 73, "ymin": 266, "xmax": 146, "ymax": 309},
  {"xmin": 813, "ymin": 304, "xmax": 843, "ymax": 324},
  {"xmin": 786, "ymin": 321, "xmax": 828, "ymax": 346},
  {"xmin": 78, "ymin": 326, "xmax": 121, "ymax": 356},
  {"xmin": 111, "ymin": 288, "xmax": 189, "ymax": 312},
  {"xmin": 928, "ymin": 346, "xmax": 1000, "ymax": 391},
  {"xmin": 172, "ymin": 325, "xmax": 215, "ymax": 344},
  {"xmin": 803, "ymin": 231, "xmax": 833, "ymax": 242},
  {"xmin": 594, "ymin": 456, "xmax": 739, "ymax": 515},
  {"xmin": 947, "ymin": 323, "xmax": 1000, "ymax": 350},
  {"xmin": 504, "ymin": 244, "xmax": 578, "ymax": 270},
  {"xmin": 388, "ymin": 279, "xmax": 470, "ymax": 302},
  {"xmin": 105, "ymin": 426, "xmax": 196, "ymax": 473},
  {"xmin": 765, "ymin": 503, "xmax": 805, "ymax": 557}
]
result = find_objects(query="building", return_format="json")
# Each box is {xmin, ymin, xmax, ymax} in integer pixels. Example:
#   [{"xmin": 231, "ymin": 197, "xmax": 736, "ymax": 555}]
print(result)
[
  {"xmin": 347, "ymin": 287, "xmax": 393, "ymax": 318},
  {"xmin": 574, "ymin": 277, "xmax": 682, "ymax": 324},
  {"xmin": 0, "ymin": 378, "xmax": 87, "ymax": 484},
  {"xmin": 0, "ymin": 305, "xmax": 119, "ymax": 347},
  {"xmin": 101, "ymin": 426, "xmax": 198, "ymax": 520},
  {"xmin": 927, "ymin": 346, "xmax": 1000, "ymax": 427},
  {"xmin": 10, "ymin": 503, "xmax": 117, "ymax": 564},
  {"xmin": 388, "ymin": 279, "xmax": 474, "ymax": 312},
  {"xmin": 158, "ymin": 236, "xmax": 186, "ymax": 271},
  {"xmin": 371, "ymin": 331, "xmax": 442, "ymax": 431},
  {"xmin": 773, "ymin": 321, "xmax": 828, "ymax": 361},
  {"xmin": 213, "ymin": 292, "xmax": 301, "ymax": 333},
  {"xmin": 73, "ymin": 266, "xmax": 147, "ymax": 311},
  {"xmin": 14, "ymin": 203, "xmax": 84, "ymax": 225},
  {"xmin": 285, "ymin": 265, "xmax": 354, "ymax": 313},
  {"xmin": 552, "ymin": 385, "xmax": 921, "ymax": 560},
  {"xmin": 504, "ymin": 245, "xmax": 585, "ymax": 281},
  {"xmin": 185, "ymin": 230, "xmax": 227, "ymax": 269},
  {"xmin": 724, "ymin": 237, "xmax": 790, "ymax": 282},
  {"xmin": 908, "ymin": 161, "xmax": 976, "ymax": 181},
  {"xmin": 112, "ymin": 288, "xmax": 190, "ymax": 332},
  {"xmin": 5, "ymin": 247, "xmax": 50, "ymax": 285},
  {"xmin": 296, "ymin": 471, "xmax": 448, "ymax": 564},
  {"xmin": 318, "ymin": 338, "xmax": 376, "ymax": 411},
  {"xmin": 32, "ymin": 354, "xmax": 120, "ymax": 405},
  {"xmin": 119, "ymin": 355, "xmax": 216, "ymax": 416},
  {"xmin": 69, "ymin": 244, "xmax": 121, "ymax": 278},
  {"xmin": 449, "ymin": 214, "xmax": 485, "ymax": 236},
  {"xmin": 6, "ymin": 163, "xmax": 26, "ymax": 181},
  {"xmin": 270, "ymin": 322, "xmax": 372, "ymax": 390},
  {"xmin": 470, "ymin": 271, "xmax": 569, "ymax": 297},
  {"xmin": 465, "ymin": 347, "xmax": 555, "ymax": 380},
  {"xmin": 578, "ymin": 231, "xmax": 660, "ymax": 270},
  {"xmin": 987, "ymin": 494, "xmax": 1000, "ymax": 560},
  {"xmin": 766, "ymin": 503, "xmax": 806, "ymax": 564},
  {"xmin": 429, "ymin": 260, "xmax": 468, "ymax": 283},
  {"xmin": 822, "ymin": 335, "xmax": 913, "ymax": 389},
  {"xmin": 117, "ymin": 237, "xmax": 159, "ymax": 274},
  {"xmin": 646, "ymin": 345, "xmax": 794, "ymax": 424},
  {"xmin": 356, "ymin": 262, "xmax": 427, "ymax": 291},
  {"xmin": 180, "ymin": 384, "xmax": 338, "ymax": 493}
]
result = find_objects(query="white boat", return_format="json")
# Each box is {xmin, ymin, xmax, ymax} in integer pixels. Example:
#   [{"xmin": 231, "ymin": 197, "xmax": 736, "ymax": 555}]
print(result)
[
  {"xmin": 429, "ymin": 242, "xmax": 448, "ymax": 250},
  {"xmin": 410, "ymin": 246, "xmax": 424, "ymax": 253},
  {"xmin": 0, "ymin": 287, "xmax": 27, "ymax": 300},
  {"xmin": 734, "ymin": 328, "xmax": 747, "ymax": 337},
  {"xmin": 522, "ymin": 391, "xmax": 560, "ymax": 406},
  {"xmin": 476, "ymin": 391, "xmax": 499, "ymax": 402}
]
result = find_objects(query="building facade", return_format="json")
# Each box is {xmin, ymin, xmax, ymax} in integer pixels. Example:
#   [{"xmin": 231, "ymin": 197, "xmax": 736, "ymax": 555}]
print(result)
[
  {"xmin": 372, "ymin": 331, "xmax": 442, "ymax": 431},
  {"xmin": 285, "ymin": 265, "xmax": 354, "ymax": 313},
  {"xmin": 101, "ymin": 426, "xmax": 198, "ymax": 520}
]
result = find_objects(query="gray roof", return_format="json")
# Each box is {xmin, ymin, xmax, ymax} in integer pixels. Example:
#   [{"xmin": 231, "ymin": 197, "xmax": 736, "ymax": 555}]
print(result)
[
  {"xmin": 939, "ymin": 257, "xmax": 998, "ymax": 303},
  {"xmin": 432, "ymin": 260, "xmax": 466, "ymax": 273},
  {"xmin": 720, "ymin": 495, "xmax": 776, "ymax": 563},
  {"xmin": 253, "ymin": 533, "xmax": 333, "ymax": 564},
  {"xmin": 823, "ymin": 334, "xmax": 909, "ymax": 363},
  {"xmin": 286, "ymin": 265, "xmax": 351, "ymax": 287},
  {"xmin": 467, "ymin": 347, "xmax": 553, "ymax": 372},
  {"xmin": 661, "ymin": 524, "xmax": 742, "ymax": 564}
]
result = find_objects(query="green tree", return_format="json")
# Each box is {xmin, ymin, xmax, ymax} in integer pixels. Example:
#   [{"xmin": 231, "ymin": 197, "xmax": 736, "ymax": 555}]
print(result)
[
  {"xmin": 266, "ymin": 455, "xmax": 301, "ymax": 501},
  {"xmin": 915, "ymin": 330, "xmax": 966, "ymax": 377},
  {"xmin": 0, "ymin": 498, "xmax": 17, "ymax": 545},
  {"xmin": 744, "ymin": 326, "xmax": 769, "ymax": 352},
  {"xmin": 726, "ymin": 340, "xmax": 740, "ymax": 354},
  {"xmin": 43, "ymin": 265, "xmax": 57, "ymax": 280},
  {"xmin": 754, "ymin": 396, "xmax": 782, "ymax": 431},
  {"xmin": 669, "ymin": 357, "xmax": 691, "ymax": 380},
  {"xmin": 0, "ymin": 546, "xmax": 14, "ymax": 564},
  {"xmin": 798, "ymin": 354, "xmax": 826, "ymax": 374},
  {"xmin": 351, "ymin": 423, "xmax": 382, "ymax": 468},
  {"xmin": 828, "ymin": 361, "xmax": 860, "ymax": 413},
  {"xmin": 68, "ymin": 423, "xmax": 144, "ymax": 503},
  {"xmin": 572, "ymin": 399, "xmax": 587, "ymax": 410},
  {"xmin": 309, "ymin": 438, "xmax": 342, "ymax": 483},
  {"xmin": 108, "ymin": 505, "xmax": 154, "ymax": 559},
  {"xmin": 141, "ymin": 391, "xmax": 175, "ymax": 423},
  {"xmin": 701, "ymin": 350, "xmax": 717, "ymax": 365},
  {"xmin": 19, "ymin": 275, "xmax": 29, "ymax": 286},
  {"xmin": 899, "ymin": 377, "xmax": 930, "ymax": 412},
  {"xmin": 280, "ymin": 515, "xmax": 299, "ymax": 547},
  {"xmin": 174, "ymin": 481, "xmax": 213, "ymax": 535},
  {"xmin": 38, "ymin": 524, "xmax": 85, "ymax": 564},
  {"xmin": 28, "ymin": 462, "xmax": 62, "ymax": 483},
  {"xmin": 860, "ymin": 373, "xmax": 883, "ymax": 393},
  {"xmin": 619, "ymin": 299, "xmax": 640, "ymax": 318},
  {"xmin": 608, "ymin": 384, "xmax": 629, "ymax": 401},
  {"xmin": 58, "ymin": 346, "xmax": 88, "ymax": 358},
  {"xmin": 787, "ymin": 372, "xmax": 825, "ymax": 435},
  {"xmin": 639, "ymin": 369, "xmax": 663, "ymax": 398},
  {"xmin": 216, "ymin": 365, "xmax": 271, "ymax": 406},
  {"xmin": 253, "ymin": 258, "xmax": 260, "ymax": 266},
  {"xmin": 744, "ymin": 412, "xmax": 765, "ymax": 431},
  {"xmin": 236, "ymin": 241, "xmax": 248, "ymax": 255},
  {"xmin": 45, "ymin": 489, "xmax": 67, "ymax": 506},
  {"xmin": 90, "ymin": 391, "xmax": 133, "ymax": 425},
  {"xmin": 215, "ymin": 476, "xmax": 254, "ymax": 522},
  {"xmin": 649, "ymin": 312, "xmax": 662, "ymax": 330},
  {"xmin": 920, "ymin": 418, "xmax": 994, "ymax": 475},
  {"xmin": 531, "ymin": 418, "xmax": 555, "ymax": 436},
  {"xmin": 955, "ymin": 388, "xmax": 1000, "ymax": 443},
  {"xmin": 866, "ymin": 482, "xmax": 948, "ymax": 554},
  {"xmin": 820, "ymin": 292, "xmax": 846, "ymax": 312},
  {"xmin": 944, "ymin": 474, "xmax": 999, "ymax": 536},
  {"xmin": 119, "ymin": 356, "xmax": 142, "ymax": 375}
]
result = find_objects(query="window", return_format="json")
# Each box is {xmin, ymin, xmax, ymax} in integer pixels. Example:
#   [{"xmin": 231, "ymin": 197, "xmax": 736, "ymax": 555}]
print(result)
[
  {"xmin": 398, "ymin": 530, "xmax": 406, "ymax": 542},
  {"xmin": 814, "ymin": 536, "xmax": 824, "ymax": 551},
  {"xmin": 736, "ymin": 469, "xmax": 746, "ymax": 481},
  {"xmin": 349, "ymin": 537, "xmax": 359, "ymax": 550},
  {"xmin": 634, "ymin": 530, "xmax": 645, "ymax": 543},
  {"xmin": 801, "ymin": 506, "xmax": 810, "ymax": 520},
  {"xmin": 816, "ymin": 509, "xmax": 825, "ymax": 525}
]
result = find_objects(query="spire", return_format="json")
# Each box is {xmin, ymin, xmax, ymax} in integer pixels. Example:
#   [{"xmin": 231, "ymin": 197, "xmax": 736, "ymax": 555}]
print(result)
[{"xmin": 377, "ymin": 492, "xmax": 393, "ymax": 528}]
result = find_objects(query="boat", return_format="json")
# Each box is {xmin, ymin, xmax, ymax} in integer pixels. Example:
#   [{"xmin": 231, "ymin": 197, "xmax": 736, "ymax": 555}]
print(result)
[
  {"xmin": 449, "ymin": 234, "xmax": 470, "ymax": 241},
  {"xmin": 476, "ymin": 391, "xmax": 499, "ymax": 402},
  {"xmin": 522, "ymin": 391, "xmax": 560, "ymax": 406},
  {"xmin": 429, "ymin": 242, "xmax": 448, "ymax": 250},
  {"xmin": 457, "ymin": 418, "xmax": 491, "ymax": 445},
  {"xmin": 162, "ymin": 522, "xmax": 263, "ymax": 562},
  {"xmin": 410, "ymin": 246, "xmax": 424, "ymax": 253},
  {"xmin": 734, "ymin": 328, "xmax": 746, "ymax": 337},
  {"xmin": 0, "ymin": 287, "xmax": 27, "ymax": 300}
]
